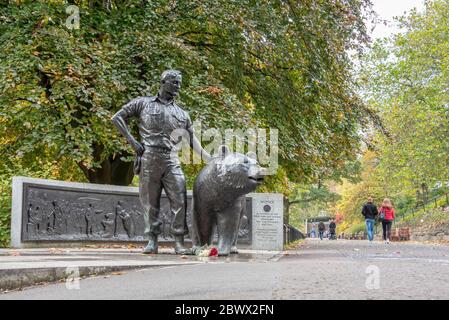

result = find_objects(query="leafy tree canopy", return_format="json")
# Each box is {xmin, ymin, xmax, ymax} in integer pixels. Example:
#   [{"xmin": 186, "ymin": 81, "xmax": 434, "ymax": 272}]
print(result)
[
  {"xmin": 335, "ymin": 0, "xmax": 449, "ymax": 231},
  {"xmin": 359, "ymin": 0, "xmax": 449, "ymax": 192},
  {"xmin": 1, "ymin": 0, "xmax": 375, "ymax": 186}
]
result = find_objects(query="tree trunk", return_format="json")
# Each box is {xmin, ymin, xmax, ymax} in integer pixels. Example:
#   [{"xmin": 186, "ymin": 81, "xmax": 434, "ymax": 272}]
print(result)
[
  {"xmin": 77, "ymin": 143, "xmax": 134, "ymax": 186},
  {"xmin": 78, "ymin": 155, "xmax": 134, "ymax": 186},
  {"xmin": 89, "ymin": 0, "xmax": 111, "ymax": 10}
]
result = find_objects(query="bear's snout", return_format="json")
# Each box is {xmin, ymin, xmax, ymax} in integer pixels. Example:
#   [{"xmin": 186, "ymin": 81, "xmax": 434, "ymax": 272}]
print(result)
[{"xmin": 248, "ymin": 165, "xmax": 268, "ymax": 184}]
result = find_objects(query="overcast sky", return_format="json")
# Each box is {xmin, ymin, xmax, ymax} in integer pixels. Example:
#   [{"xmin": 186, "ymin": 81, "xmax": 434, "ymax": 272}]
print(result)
[{"xmin": 369, "ymin": 0, "xmax": 426, "ymax": 39}]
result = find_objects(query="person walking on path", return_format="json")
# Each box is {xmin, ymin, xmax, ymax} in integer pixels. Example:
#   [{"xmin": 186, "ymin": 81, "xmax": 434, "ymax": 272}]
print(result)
[
  {"xmin": 318, "ymin": 221, "xmax": 326, "ymax": 240},
  {"xmin": 379, "ymin": 198, "xmax": 395, "ymax": 244},
  {"xmin": 329, "ymin": 219, "xmax": 337, "ymax": 240},
  {"xmin": 362, "ymin": 197, "xmax": 378, "ymax": 242},
  {"xmin": 310, "ymin": 224, "xmax": 317, "ymax": 238}
]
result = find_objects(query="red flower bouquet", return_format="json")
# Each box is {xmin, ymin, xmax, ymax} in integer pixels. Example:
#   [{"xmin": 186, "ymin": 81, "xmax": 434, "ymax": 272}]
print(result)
[
  {"xmin": 195, "ymin": 245, "xmax": 219, "ymax": 257},
  {"xmin": 209, "ymin": 247, "xmax": 218, "ymax": 257}
]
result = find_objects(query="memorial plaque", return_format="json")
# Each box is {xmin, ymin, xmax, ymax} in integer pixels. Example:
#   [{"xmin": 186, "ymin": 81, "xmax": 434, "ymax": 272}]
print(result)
[
  {"xmin": 11, "ymin": 177, "xmax": 252, "ymax": 248},
  {"xmin": 251, "ymin": 193, "xmax": 284, "ymax": 251}
]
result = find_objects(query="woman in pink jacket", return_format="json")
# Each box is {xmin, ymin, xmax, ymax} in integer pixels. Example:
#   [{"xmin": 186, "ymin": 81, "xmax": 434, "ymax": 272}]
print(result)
[{"xmin": 379, "ymin": 198, "xmax": 395, "ymax": 243}]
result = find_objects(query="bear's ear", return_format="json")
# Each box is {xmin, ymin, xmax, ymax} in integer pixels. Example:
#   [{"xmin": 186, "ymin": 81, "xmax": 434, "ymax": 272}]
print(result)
[
  {"xmin": 217, "ymin": 145, "xmax": 230, "ymax": 159},
  {"xmin": 246, "ymin": 151, "xmax": 257, "ymax": 161}
]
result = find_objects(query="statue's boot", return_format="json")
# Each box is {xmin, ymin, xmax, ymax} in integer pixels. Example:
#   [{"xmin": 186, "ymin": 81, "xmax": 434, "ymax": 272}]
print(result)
[
  {"xmin": 174, "ymin": 235, "xmax": 190, "ymax": 255},
  {"xmin": 143, "ymin": 234, "xmax": 158, "ymax": 254}
]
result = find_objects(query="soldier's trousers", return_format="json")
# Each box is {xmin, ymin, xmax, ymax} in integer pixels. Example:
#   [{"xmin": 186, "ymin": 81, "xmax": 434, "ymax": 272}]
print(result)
[{"xmin": 139, "ymin": 148, "xmax": 188, "ymax": 237}]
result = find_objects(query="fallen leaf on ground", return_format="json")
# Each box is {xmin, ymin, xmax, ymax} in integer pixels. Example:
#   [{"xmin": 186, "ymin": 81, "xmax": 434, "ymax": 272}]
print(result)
[
  {"xmin": 49, "ymin": 248, "xmax": 64, "ymax": 254},
  {"xmin": 111, "ymin": 272, "xmax": 123, "ymax": 276},
  {"xmin": 180, "ymin": 255, "xmax": 188, "ymax": 259}
]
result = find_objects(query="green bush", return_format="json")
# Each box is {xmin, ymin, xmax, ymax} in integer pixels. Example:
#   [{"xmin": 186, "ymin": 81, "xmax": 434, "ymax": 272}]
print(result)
[
  {"xmin": 395, "ymin": 195, "xmax": 416, "ymax": 214},
  {"xmin": 0, "ymin": 177, "xmax": 12, "ymax": 247},
  {"xmin": 348, "ymin": 222, "xmax": 366, "ymax": 234}
]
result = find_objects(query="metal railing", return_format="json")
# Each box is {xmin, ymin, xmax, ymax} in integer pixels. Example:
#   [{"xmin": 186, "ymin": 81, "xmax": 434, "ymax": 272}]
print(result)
[
  {"xmin": 396, "ymin": 192, "xmax": 449, "ymax": 222},
  {"xmin": 283, "ymin": 224, "xmax": 305, "ymax": 244}
]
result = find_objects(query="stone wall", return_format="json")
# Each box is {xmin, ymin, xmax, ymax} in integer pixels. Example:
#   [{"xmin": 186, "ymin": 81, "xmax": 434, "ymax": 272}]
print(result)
[
  {"xmin": 11, "ymin": 176, "xmax": 285, "ymax": 251},
  {"xmin": 11, "ymin": 176, "xmax": 252, "ymax": 248},
  {"xmin": 409, "ymin": 222, "xmax": 449, "ymax": 242}
]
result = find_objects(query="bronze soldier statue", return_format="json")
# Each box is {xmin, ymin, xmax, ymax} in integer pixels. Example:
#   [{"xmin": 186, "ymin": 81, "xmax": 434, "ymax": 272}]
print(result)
[{"xmin": 112, "ymin": 70, "xmax": 210, "ymax": 254}]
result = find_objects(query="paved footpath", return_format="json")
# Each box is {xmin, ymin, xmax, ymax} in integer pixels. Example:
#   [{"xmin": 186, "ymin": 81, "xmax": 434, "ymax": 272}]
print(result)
[{"xmin": 1, "ymin": 239, "xmax": 449, "ymax": 299}]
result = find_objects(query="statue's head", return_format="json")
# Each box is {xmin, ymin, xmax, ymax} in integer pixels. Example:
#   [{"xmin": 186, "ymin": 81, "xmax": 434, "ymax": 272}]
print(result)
[{"xmin": 160, "ymin": 69, "xmax": 182, "ymax": 98}]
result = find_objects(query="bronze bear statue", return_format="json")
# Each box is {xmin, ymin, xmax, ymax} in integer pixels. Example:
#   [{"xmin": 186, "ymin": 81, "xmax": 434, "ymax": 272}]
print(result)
[{"xmin": 191, "ymin": 146, "xmax": 267, "ymax": 256}]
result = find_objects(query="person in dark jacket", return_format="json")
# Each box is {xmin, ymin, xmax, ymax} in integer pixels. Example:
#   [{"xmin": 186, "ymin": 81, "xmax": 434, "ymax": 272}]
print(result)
[
  {"xmin": 318, "ymin": 221, "xmax": 326, "ymax": 240},
  {"xmin": 329, "ymin": 220, "xmax": 337, "ymax": 240},
  {"xmin": 362, "ymin": 197, "xmax": 378, "ymax": 242}
]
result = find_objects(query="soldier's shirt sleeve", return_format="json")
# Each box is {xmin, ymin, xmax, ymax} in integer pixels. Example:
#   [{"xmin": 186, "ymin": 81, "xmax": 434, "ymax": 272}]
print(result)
[{"xmin": 119, "ymin": 97, "xmax": 145, "ymax": 119}]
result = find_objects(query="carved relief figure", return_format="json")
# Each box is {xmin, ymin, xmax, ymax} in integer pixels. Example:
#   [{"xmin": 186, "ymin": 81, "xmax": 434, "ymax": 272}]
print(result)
[
  {"xmin": 117, "ymin": 201, "xmax": 134, "ymax": 238},
  {"xmin": 101, "ymin": 213, "xmax": 115, "ymax": 238},
  {"xmin": 85, "ymin": 204, "xmax": 94, "ymax": 236},
  {"xmin": 52, "ymin": 200, "xmax": 65, "ymax": 235},
  {"xmin": 39, "ymin": 193, "xmax": 52, "ymax": 234},
  {"xmin": 131, "ymin": 205, "xmax": 144, "ymax": 238},
  {"xmin": 35, "ymin": 205, "xmax": 46, "ymax": 235},
  {"xmin": 77, "ymin": 207, "xmax": 86, "ymax": 234},
  {"xmin": 26, "ymin": 203, "xmax": 39, "ymax": 236}
]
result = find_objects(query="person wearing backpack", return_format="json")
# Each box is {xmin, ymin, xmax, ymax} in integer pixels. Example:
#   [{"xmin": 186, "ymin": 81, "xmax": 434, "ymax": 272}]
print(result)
[
  {"xmin": 362, "ymin": 197, "xmax": 378, "ymax": 242},
  {"xmin": 379, "ymin": 198, "xmax": 395, "ymax": 244},
  {"xmin": 318, "ymin": 221, "xmax": 326, "ymax": 240}
]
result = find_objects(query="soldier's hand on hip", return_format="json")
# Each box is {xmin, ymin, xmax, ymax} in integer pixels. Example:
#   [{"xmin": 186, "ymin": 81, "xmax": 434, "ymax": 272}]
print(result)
[{"xmin": 132, "ymin": 140, "xmax": 145, "ymax": 156}]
